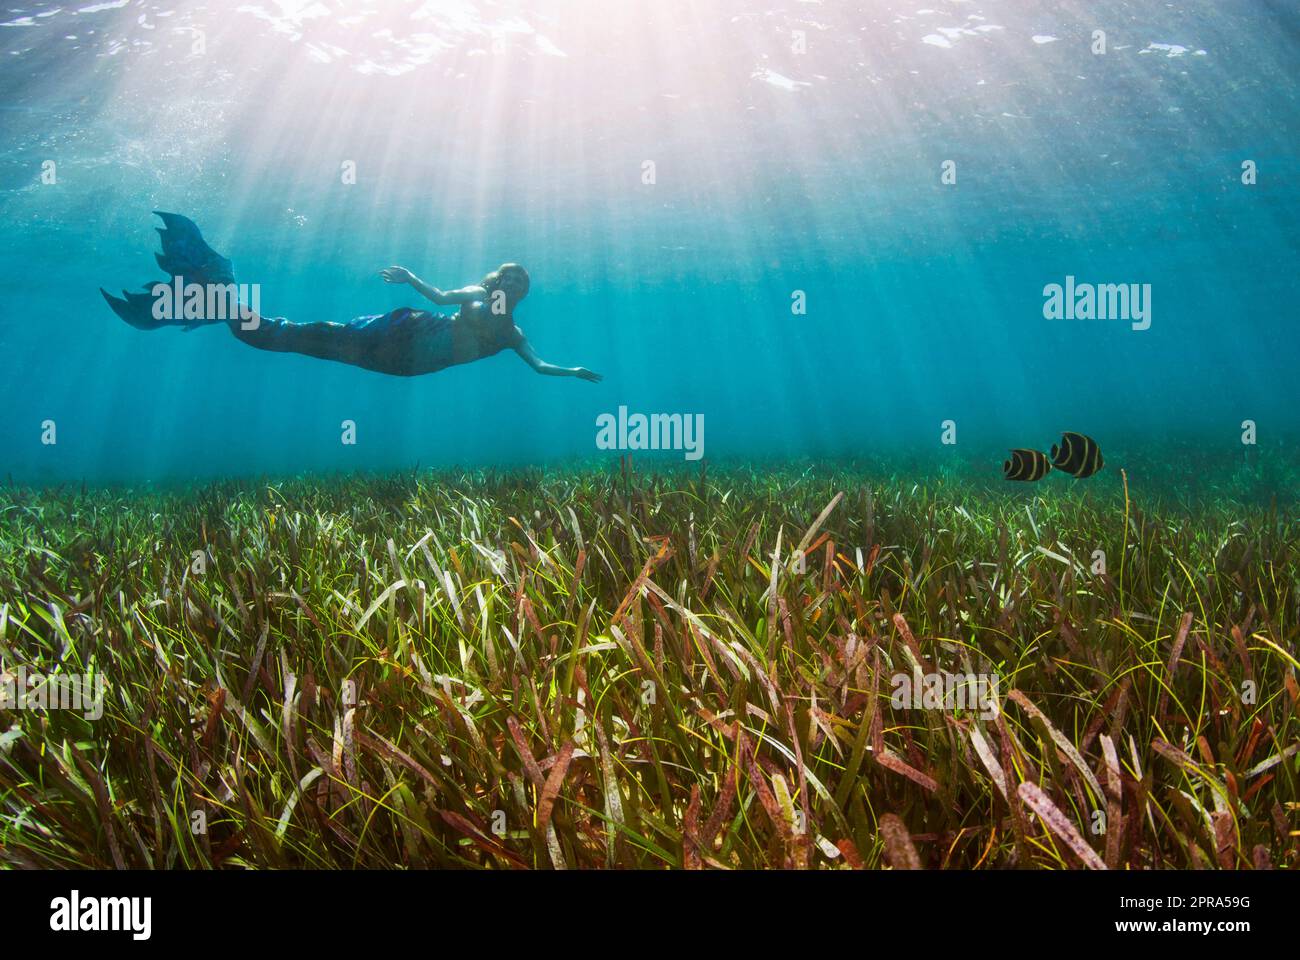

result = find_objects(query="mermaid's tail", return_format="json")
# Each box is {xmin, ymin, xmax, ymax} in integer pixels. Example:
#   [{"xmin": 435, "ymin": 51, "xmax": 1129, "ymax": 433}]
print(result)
[
  {"xmin": 101, "ymin": 212, "xmax": 237, "ymax": 331},
  {"xmin": 103, "ymin": 213, "xmax": 452, "ymax": 376}
]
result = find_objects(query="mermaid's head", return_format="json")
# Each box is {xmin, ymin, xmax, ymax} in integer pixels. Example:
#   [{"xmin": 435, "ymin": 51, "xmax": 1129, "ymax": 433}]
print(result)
[{"xmin": 482, "ymin": 263, "xmax": 530, "ymax": 310}]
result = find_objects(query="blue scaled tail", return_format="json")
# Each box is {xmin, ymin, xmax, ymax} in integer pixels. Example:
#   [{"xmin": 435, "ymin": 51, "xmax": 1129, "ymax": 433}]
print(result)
[{"xmin": 100, "ymin": 211, "xmax": 237, "ymax": 331}]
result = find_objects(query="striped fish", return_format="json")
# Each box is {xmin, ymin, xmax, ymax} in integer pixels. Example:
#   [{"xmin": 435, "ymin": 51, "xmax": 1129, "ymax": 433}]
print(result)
[
  {"xmin": 1050, "ymin": 432, "xmax": 1104, "ymax": 478},
  {"xmin": 1004, "ymin": 448, "xmax": 1052, "ymax": 481}
]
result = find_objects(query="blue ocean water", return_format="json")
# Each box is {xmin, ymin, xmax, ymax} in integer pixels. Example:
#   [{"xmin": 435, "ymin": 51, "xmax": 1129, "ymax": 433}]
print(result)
[{"xmin": 0, "ymin": 0, "xmax": 1296, "ymax": 484}]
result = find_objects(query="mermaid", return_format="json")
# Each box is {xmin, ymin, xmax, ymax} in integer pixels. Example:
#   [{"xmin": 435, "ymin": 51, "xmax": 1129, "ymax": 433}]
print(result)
[{"xmin": 102, "ymin": 212, "xmax": 602, "ymax": 382}]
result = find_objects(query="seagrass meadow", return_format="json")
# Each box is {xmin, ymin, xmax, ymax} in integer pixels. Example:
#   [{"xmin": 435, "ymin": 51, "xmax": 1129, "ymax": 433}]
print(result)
[{"xmin": 0, "ymin": 454, "xmax": 1297, "ymax": 870}]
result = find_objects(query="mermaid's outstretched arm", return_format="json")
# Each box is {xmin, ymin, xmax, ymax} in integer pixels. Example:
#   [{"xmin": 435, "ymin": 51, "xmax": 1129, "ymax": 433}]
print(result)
[
  {"xmin": 381, "ymin": 266, "xmax": 485, "ymax": 306},
  {"xmin": 514, "ymin": 333, "xmax": 602, "ymax": 382}
]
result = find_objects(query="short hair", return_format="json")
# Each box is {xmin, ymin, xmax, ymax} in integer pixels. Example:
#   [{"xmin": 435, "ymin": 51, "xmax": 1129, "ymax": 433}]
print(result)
[{"xmin": 484, "ymin": 263, "xmax": 529, "ymax": 299}]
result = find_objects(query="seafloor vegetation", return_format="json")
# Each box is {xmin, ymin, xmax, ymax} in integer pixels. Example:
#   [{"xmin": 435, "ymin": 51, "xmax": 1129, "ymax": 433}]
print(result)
[{"xmin": 1, "ymin": 454, "xmax": 1297, "ymax": 869}]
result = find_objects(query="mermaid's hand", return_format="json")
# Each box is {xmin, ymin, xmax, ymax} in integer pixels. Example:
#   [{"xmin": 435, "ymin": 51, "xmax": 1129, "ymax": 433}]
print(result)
[
  {"xmin": 381, "ymin": 266, "xmax": 414, "ymax": 284},
  {"xmin": 574, "ymin": 367, "xmax": 603, "ymax": 383}
]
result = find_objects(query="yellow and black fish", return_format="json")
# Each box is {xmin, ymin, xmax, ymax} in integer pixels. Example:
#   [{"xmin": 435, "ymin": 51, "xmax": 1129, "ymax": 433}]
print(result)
[
  {"xmin": 1050, "ymin": 432, "xmax": 1104, "ymax": 478},
  {"xmin": 1003, "ymin": 448, "xmax": 1052, "ymax": 481}
]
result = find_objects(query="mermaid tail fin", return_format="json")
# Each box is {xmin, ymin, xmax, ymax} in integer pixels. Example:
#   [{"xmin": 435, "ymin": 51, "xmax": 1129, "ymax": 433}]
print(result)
[
  {"xmin": 102, "ymin": 211, "xmax": 236, "ymax": 330},
  {"xmin": 100, "ymin": 287, "xmax": 170, "ymax": 330},
  {"xmin": 151, "ymin": 211, "xmax": 234, "ymax": 287}
]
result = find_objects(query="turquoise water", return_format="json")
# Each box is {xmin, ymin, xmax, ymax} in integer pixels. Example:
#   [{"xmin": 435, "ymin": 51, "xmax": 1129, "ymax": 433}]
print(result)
[{"xmin": 0, "ymin": 0, "xmax": 1296, "ymax": 483}]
